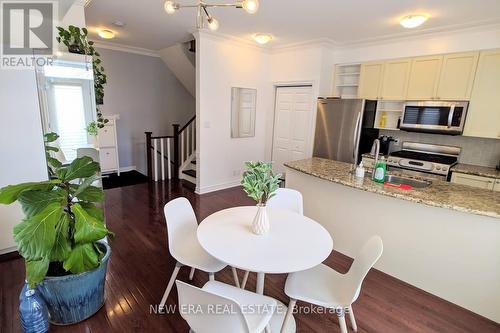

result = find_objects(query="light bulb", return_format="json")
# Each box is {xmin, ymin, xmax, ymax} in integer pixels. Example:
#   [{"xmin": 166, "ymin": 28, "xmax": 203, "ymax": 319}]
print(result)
[
  {"xmin": 242, "ymin": 0, "xmax": 259, "ymax": 14},
  {"xmin": 399, "ymin": 15, "xmax": 428, "ymax": 28},
  {"xmin": 252, "ymin": 33, "xmax": 272, "ymax": 45},
  {"xmin": 207, "ymin": 17, "xmax": 219, "ymax": 31},
  {"xmin": 98, "ymin": 29, "xmax": 115, "ymax": 39},
  {"xmin": 164, "ymin": 1, "xmax": 178, "ymax": 14}
]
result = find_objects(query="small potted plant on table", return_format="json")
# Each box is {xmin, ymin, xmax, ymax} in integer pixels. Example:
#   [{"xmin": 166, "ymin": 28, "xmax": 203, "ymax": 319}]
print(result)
[{"xmin": 241, "ymin": 161, "xmax": 281, "ymax": 235}]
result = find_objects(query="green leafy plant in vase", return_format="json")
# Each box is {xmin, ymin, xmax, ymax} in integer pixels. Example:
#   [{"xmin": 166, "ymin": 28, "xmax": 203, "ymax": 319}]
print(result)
[
  {"xmin": 0, "ymin": 133, "xmax": 112, "ymax": 324},
  {"xmin": 241, "ymin": 161, "xmax": 281, "ymax": 235}
]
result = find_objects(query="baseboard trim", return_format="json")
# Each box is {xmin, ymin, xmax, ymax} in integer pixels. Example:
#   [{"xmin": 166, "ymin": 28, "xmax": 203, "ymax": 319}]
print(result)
[
  {"xmin": 102, "ymin": 166, "xmax": 137, "ymax": 175},
  {"xmin": 195, "ymin": 180, "xmax": 241, "ymax": 195},
  {"xmin": 0, "ymin": 246, "xmax": 17, "ymax": 257}
]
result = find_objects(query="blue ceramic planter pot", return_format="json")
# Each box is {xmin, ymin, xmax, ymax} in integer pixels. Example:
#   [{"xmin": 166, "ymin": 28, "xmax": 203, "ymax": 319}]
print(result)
[{"xmin": 36, "ymin": 241, "xmax": 111, "ymax": 325}]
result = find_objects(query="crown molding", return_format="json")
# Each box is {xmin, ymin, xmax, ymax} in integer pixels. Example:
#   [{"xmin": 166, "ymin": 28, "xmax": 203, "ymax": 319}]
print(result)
[
  {"xmin": 194, "ymin": 29, "xmax": 273, "ymax": 53},
  {"xmin": 92, "ymin": 41, "xmax": 160, "ymax": 57},
  {"xmin": 333, "ymin": 19, "xmax": 500, "ymax": 49},
  {"xmin": 270, "ymin": 38, "xmax": 337, "ymax": 54}
]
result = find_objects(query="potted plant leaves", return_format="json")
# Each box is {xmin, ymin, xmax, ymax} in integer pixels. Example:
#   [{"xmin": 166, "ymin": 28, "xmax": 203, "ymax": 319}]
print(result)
[
  {"xmin": 0, "ymin": 133, "xmax": 113, "ymax": 325},
  {"xmin": 241, "ymin": 161, "xmax": 281, "ymax": 235}
]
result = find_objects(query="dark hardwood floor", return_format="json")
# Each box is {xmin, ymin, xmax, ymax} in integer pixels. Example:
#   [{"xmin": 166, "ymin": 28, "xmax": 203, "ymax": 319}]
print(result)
[{"xmin": 1, "ymin": 180, "xmax": 499, "ymax": 333}]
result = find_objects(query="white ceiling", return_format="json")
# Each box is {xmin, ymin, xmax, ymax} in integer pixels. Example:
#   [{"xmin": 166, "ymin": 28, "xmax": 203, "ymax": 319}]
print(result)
[{"xmin": 85, "ymin": 0, "xmax": 500, "ymax": 50}]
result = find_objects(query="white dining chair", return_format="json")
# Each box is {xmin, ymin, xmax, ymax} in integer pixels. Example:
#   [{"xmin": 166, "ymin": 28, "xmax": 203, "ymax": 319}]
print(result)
[
  {"xmin": 280, "ymin": 236, "xmax": 383, "ymax": 333},
  {"xmin": 176, "ymin": 280, "xmax": 276, "ymax": 333},
  {"xmin": 240, "ymin": 188, "xmax": 304, "ymax": 289},
  {"xmin": 159, "ymin": 197, "xmax": 241, "ymax": 308}
]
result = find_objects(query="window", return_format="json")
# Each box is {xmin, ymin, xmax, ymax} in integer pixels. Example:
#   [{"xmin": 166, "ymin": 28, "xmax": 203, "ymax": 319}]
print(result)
[{"xmin": 50, "ymin": 83, "xmax": 89, "ymax": 161}]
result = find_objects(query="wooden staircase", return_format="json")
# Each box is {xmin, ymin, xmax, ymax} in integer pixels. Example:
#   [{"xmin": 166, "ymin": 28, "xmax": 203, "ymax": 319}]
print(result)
[{"xmin": 145, "ymin": 116, "xmax": 196, "ymax": 186}]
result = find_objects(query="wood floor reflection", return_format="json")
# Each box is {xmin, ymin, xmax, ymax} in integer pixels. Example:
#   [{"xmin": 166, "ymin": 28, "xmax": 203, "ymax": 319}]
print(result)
[{"xmin": 1, "ymin": 180, "xmax": 498, "ymax": 332}]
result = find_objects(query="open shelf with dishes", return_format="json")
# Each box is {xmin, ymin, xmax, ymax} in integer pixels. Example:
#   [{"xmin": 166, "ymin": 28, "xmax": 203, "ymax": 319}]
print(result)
[
  {"xmin": 332, "ymin": 63, "xmax": 361, "ymax": 98},
  {"xmin": 374, "ymin": 100, "xmax": 405, "ymax": 130}
]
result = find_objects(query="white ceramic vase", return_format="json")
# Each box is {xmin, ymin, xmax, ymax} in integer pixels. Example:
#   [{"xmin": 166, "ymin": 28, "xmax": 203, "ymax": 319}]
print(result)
[{"xmin": 252, "ymin": 204, "xmax": 269, "ymax": 235}]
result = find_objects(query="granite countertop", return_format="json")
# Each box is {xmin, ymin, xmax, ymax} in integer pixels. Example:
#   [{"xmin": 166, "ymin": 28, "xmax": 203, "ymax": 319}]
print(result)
[
  {"xmin": 451, "ymin": 163, "xmax": 500, "ymax": 179},
  {"xmin": 284, "ymin": 158, "xmax": 500, "ymax": 219}
]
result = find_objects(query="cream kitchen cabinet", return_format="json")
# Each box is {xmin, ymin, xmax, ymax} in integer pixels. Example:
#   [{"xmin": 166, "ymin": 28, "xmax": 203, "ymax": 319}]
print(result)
[
  {"xmin": 436, "ymin": 52, "xmax": 479, "ymax": 100},
  {"xmin": 358, "ymin": 62, "xmax": 384, "ymax": 99},
  {"xmin": 451, "ymin": 172, "xmax": 495, "ymax": 190},
  {"xmin": 463, "ymin": 49, "xmax": 500, "ymax": 139},
  {"xmin": 379, "ymin": 59, "xmax": 411, "ymax": 100},
  {"xmin": 406, "ymin": 56, "xmax": 443, "ymax": 100}
]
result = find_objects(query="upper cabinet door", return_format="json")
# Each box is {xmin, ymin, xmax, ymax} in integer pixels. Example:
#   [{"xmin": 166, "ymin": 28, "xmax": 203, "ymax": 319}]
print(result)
[
  {"xmin": 379, "ymin": 59, "xmax": 411, "ymax": 100},
  {"xmin": 463, "ymin": 50, "xmax": 500, "ymax": 139},
  {"xmin": 358, "ymin": 62, "xmax": 384, "ymax": 99},
  {"xmin": 436, "ymin": 52, "xmax": 479, "ymax": 100},
  {"xmin": 406, "ymin": 56, "xmax": 443, "ymax": 100}
]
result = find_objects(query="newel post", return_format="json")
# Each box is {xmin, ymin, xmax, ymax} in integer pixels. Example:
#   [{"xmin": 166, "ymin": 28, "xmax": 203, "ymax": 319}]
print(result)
[
  {"xmin": 145, "ymin": 132, "xmax": 153, "ymax": 181},
  {"xmin": 172, "ymin": 124, "xmax": 180, "ymax": 180}
]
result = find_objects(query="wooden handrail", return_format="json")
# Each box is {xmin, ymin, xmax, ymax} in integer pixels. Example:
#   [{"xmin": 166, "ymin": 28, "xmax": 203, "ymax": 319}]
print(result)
[
  {"xmin": 179, "ymin": 115, "xmax": 196, "ymax": 133},
  {"xmin": 150, "ymin": 134, "xmax": 174, "ymax": 139}
]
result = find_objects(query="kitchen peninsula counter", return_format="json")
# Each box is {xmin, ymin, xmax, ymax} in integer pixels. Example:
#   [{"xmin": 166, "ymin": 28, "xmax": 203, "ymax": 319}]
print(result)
[
  {"xmin": 284, "ymin": 157, "xmax": 500, "ymax": 323},
  {"xmin": 285, "ymin": 158, "xmax": 500, "ymax": 219}
]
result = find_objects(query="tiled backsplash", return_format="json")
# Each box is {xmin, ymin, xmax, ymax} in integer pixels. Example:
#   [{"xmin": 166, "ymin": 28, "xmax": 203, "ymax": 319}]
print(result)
[{"xmin": 380, "ymin": 130, "xmax": 500, "ymax": 167}]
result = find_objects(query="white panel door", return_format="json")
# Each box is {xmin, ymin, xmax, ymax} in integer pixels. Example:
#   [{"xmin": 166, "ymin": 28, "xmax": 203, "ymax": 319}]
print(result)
[{"xmin": 272, "ymin": 86, "xmax": 313, "ymax": 173}]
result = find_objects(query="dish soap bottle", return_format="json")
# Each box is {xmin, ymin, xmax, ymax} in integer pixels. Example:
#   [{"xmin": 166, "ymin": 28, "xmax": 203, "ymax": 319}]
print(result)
[{"xmin": 373, "ymin": 156, "xmax": 387, "ymax": 183}]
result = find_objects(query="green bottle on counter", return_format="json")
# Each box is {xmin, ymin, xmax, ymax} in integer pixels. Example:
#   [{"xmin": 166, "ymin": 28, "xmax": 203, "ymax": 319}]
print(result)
[{"xmin": 373, "ymin": 156, "xmax": 387, "ymax": 183}]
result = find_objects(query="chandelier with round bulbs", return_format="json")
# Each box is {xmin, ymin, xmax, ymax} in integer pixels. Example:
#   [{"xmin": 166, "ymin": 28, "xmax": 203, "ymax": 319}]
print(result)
[{"xmin": 164, "ymin": 0, "xmax": 259, "ymax": 31}]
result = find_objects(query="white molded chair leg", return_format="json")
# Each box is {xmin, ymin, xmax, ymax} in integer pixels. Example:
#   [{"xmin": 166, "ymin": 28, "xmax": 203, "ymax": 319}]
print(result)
[
  {"xmin": 336, "ymin": 307, "xmax": 348, "ymax": 333},
  {"xmin": 231, "ymin": 267, "xmax": 241, "ymax": 288},
  {"xmin": 160, "ymin": 262, "xmax": 182, "ymax": 308},
  {"xmin": 280, "ymin": 299, "xmax": 297, "ymax": 333},
  {"xmin": 241, "ymin": 271, "xmax": 250, "ymax": 289},
  {"xmin": 347, "ymin": 306, "xmax": 357, "ymax": 332},
  {"xmin": 189, "ymin": 267, "xmax": 195, "ymax": 280},
  {"xmin": 209, "ymin": 272, "xmax": 215, "ymax": 281}
]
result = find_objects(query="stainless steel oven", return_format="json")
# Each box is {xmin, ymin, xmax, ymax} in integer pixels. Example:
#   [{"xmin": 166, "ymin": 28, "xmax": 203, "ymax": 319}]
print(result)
[{"xmin": 400, "ymin": 101, "xmax": 468, "ymax": 135}]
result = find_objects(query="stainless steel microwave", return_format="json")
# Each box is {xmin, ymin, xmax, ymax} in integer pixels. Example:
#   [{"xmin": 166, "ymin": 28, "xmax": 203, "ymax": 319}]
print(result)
[{"xmin": 400, "ymin": 101, "xmax": 469, "ymax": 135}]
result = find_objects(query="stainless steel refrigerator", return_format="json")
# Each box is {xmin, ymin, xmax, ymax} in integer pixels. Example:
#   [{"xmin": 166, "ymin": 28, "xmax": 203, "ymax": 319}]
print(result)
[{"xmin": 313, "ymin": 98, "xmax": 376, "ymax": 165}]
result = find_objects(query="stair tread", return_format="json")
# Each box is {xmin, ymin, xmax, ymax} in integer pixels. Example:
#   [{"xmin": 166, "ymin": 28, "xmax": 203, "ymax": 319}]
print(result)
[{"xmin": 182, "ymin": 169, "xmax": 196, "ymax": 178}]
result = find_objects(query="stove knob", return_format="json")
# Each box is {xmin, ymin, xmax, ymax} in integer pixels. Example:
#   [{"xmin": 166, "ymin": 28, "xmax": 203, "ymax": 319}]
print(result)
[
  {"xmin": 436, "ymin": 166, "xmax": 441, "ymax": 170},
  {"xmin": 442, "ymin": 167, "xmax": 448, "ymax": 171}
]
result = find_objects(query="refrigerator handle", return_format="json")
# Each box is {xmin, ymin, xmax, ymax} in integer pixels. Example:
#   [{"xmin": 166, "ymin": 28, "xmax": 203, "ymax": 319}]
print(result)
[{"xmin": 352, "ymin": 111, "xmax": 362, "ymax": 161}]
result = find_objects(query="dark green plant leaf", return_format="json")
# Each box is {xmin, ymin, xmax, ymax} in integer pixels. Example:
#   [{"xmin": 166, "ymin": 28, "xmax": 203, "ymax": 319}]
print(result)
[
  {"xmin": 73, "ymin": 175, "xmax": 99, "ymax": 196},
  {"xmin": 63, "ymin": 243, "xmax": 100, "ymax": 274},
  {"xmin": 57, "ymin": 156, "xmax": 99, "ymax": 181},
  {"xmin": 50, "ymin": 213, "xmax": 71, "ymax": 262},
  {"xmin": 0, "ymin": 180, "xmax": 59, "ymax": 204},
  {"xmin": 26, "ymin": 257, "xmax": 50, "ymax": 288},
  {"xmin": 45, "ymin": 145, "xmax": 59, "ymax": 152},
  {"xmin": 79, "ymin": 202, "xmax": 104, "ymax": 220},
  {"xmin": 75, "ymin": 185, "xmax": 104, "ymax": 203},
  {"xmin": 73, "ymin": 203, "xmax": 108, "ymax": 244},
  {"xmin": 13, "ymin": 203, "xmax": 63, "ymax": 260},
  {"xmin": 47, "ymin": 156, "xmax": 62, "ymax": 169},
  {"xmin": 44, "ymin": 132, "xmax": 59, "ymax": 143},
  {"xmin": 17, "ymin": 189, "xmax": 66, "ymax": 218}
]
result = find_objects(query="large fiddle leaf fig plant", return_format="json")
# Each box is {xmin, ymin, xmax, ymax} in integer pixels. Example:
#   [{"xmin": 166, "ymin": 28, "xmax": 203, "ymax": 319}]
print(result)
[
  {"xmin": 241, "ymin": 162, "xmax": 281, "ymax": 205},
  {"xmin": 0, "ymin": 133, "xmax": 112, "ymax": 288}
]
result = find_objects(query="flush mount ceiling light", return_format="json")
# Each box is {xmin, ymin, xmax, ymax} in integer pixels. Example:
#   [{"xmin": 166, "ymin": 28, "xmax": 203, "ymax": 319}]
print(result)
[
  {"xmin": 400, "ymin": 14, "xmax": 428, "ymax": 28},
  {"xmin": 164, "ymin": 0, "xmax": 259, "ymax": 31},
  {"xmin": 252, "ymin": 33, "xmax": 272, "ymax": 44},
  {"xmin": 98, "ymin": 29, "xmax": 115, "ymax": 39}
]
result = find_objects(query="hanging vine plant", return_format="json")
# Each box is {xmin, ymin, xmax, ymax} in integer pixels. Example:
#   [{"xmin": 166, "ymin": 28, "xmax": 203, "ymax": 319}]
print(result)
[{"xmin": 56, "ymin": 25, "xmax": 109, "ymax": 128}]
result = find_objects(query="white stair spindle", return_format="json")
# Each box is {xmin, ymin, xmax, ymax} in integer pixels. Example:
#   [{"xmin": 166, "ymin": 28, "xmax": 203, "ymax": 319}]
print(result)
[
  {"xmin": 167, "ymin": 138, "xmax": 171, "ymax": 179},
  {"xmin": 191, "ymin": 123, "xmax": 195, "ymax": 152},
  {"xmin": 160, "ymin": 139, "xmax": 165, "ymax": 181},
  {"xmin": 181, "ymin": 131, "xmax": 185, "ymax": 164},
  {"xmin": 153, "ymin": 139, "xmax": 158, "ymax": 182}
]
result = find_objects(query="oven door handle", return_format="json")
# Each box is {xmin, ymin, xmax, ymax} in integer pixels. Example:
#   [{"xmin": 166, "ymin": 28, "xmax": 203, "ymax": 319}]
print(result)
[{"xmin": 447, "ymin": 105, "xmax": 456, "ymax": 128}]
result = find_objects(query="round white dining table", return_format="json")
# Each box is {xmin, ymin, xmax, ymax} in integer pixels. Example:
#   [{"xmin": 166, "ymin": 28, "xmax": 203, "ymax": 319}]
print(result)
[{"xmin": 197, "ymin": 206, "xmax": 333, "ymax": 333}]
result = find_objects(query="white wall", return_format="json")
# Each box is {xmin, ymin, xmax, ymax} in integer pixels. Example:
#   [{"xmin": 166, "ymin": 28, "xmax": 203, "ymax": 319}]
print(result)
[
  {"xmin": 332, "ymin": 25, "xmax": 500, "ymax": 64},
  {"xmin": 97, "ymin": 47, "xmax": 195, "ymax": 174},
  {"xmin": 196, "ymin": 32, "xmax": 272, "ymax": 193}
]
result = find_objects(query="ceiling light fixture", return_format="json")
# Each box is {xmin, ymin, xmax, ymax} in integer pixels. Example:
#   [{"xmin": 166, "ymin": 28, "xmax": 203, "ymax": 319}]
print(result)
[
  {"xmin": 164, "ymin": 0, "xmax": 259, "ymax": 30},
  {"xmin": 400, "ymin": 14, "xmax": 428, "ymax": 29},
  {"xmin": 252, "ymin": 33, "xmax": 272, "ymax": 45},
  {"xmin": 98, "ymin": 29, "xmax": 115, "ymax": 39}
]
